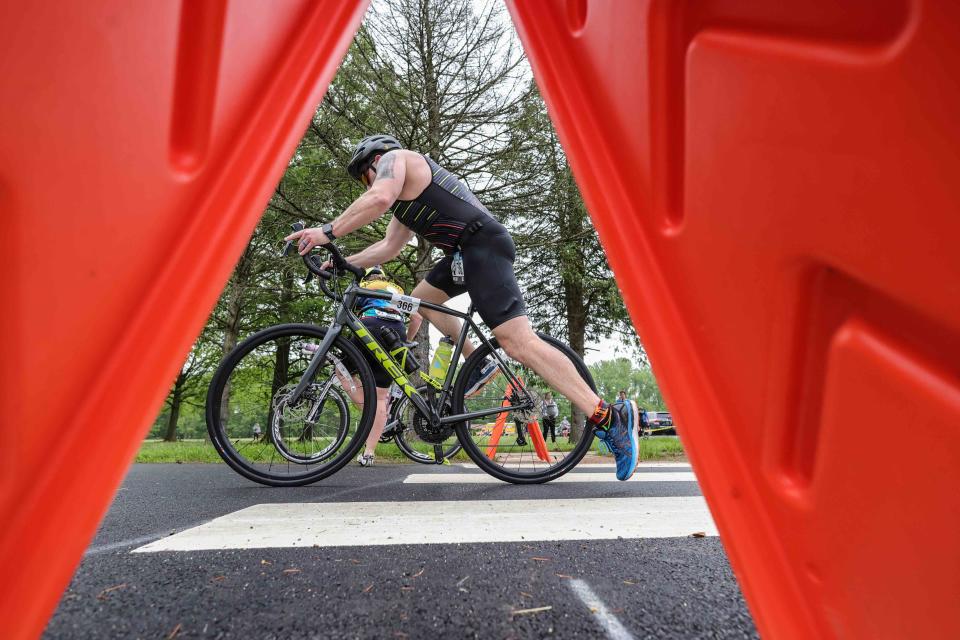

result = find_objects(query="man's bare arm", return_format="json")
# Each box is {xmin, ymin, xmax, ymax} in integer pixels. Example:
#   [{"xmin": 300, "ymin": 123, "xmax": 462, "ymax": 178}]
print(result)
[
  {"xmin": 285, "ymin": 151, "xmax": 409, "ymax": 254},
  {"xmin": 328, "ymin": 151, "xmax": 406, "ymax": 238},
  {"xmin": 342, "ymin": 238, "xmax": 389, "ymax": 269},
  {"xmin": 381, "ymin": 215, "xmax": 415, "ymax": 255},
  {"xmin": 345, "ymin": 216, "xmax": 414, "ymax": 267}
]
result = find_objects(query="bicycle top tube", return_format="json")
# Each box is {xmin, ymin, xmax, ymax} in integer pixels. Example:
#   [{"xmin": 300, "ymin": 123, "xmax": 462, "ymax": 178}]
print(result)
[{"xmin": 340, "ymin": 283, "xmax": 475, "ymax": 322}]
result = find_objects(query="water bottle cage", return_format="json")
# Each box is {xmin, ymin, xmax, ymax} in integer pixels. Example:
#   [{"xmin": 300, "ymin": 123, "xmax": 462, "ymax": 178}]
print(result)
[{"xmin": 389, "ymin": 344, "xmax": 420, "ymax": 375}]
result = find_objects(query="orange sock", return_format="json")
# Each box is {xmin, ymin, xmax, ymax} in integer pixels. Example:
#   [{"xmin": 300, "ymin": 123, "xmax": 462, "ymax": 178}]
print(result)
[{"xmin": 588, "ymin": 400, "xmax": 611, "ymax": 428}]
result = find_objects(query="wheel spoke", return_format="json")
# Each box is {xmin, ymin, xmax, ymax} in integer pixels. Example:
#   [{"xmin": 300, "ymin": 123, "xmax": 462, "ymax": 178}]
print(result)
[
  {"xmin": 207, "ymin": 327, "xmax": 376, "ymax": 485},
  {"xmin": 453, "ymin": 334, "xmax": 595, "ymax": 482}
]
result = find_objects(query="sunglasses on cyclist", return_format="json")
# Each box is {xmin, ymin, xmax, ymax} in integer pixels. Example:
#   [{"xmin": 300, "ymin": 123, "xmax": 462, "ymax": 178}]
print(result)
[{"xmin": 359, "ymin": 167, "xmax": 376, "ymax": 187}]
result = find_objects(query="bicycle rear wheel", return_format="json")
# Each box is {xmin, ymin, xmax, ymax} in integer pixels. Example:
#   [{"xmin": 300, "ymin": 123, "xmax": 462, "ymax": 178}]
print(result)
[
  {"xmin": 205, "ymin": 323, "xmax": 376, "ymax": 486},
  {"xmin": 451, "ymin": 333, "xmax": 595, "ymax": 484}
]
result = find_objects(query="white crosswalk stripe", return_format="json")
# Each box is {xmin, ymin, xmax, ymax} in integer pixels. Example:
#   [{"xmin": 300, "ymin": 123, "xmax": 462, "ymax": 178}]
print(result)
[
  {"xmin": 131, "ymin": 459, "xmax": 706, "ymax": 553},
  {"xmin": 457, "ymin": 462, "xmax": 692, "ymax": 469},
  {"xmin": 404, "ymin": 471, "xmax": 697, "ymax": 484},
  {"xmin": 133, "ymin": 496, "xmax": 717, "ymax": 552}
]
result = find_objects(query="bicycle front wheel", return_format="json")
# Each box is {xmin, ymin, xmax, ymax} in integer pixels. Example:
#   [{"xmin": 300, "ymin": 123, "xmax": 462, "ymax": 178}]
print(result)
[
  {"xmin": 451, "ymin": 333, "xmax": 596, "ymax": 484},
  {"xmin": 205, "ymin": 323, "xmax": 376, "ymax": 486}
]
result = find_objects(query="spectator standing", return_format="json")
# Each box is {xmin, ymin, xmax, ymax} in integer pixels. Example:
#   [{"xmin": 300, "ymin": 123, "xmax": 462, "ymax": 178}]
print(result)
[
  {"xmin": 541, "ymin": 392, "xmax": 559, "ymax": 443},
  {"xmin": 638, "ymin": 405, "xmax": 649, "ymax": 436}
]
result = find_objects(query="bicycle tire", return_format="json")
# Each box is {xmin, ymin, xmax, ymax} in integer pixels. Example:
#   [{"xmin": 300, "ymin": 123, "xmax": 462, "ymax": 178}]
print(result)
[
  {"xmin": 451, "ymin": 333, "xmax": 596, "ymax": 484},
  {"xmin": 206, "ymin": 323, "xmax": 376, "ymax": 486}
]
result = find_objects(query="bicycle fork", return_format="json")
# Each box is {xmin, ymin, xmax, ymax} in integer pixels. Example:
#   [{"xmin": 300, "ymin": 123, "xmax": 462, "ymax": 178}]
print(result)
[{"xmin": 288, "ymin": 323, "xmax": 343, "ymax": 405}]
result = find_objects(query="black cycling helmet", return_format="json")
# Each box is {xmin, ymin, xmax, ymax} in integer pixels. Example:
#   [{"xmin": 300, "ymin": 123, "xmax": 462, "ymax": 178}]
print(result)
[{"xmin": 347, "ymin": 134, "xmax": 403, "ymax": 182}]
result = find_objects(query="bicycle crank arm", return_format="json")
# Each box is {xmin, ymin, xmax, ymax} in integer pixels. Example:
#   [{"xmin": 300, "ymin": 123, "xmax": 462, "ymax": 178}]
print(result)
[{"xmin": 410, "ymin": 394, "xmax": 441, "ymax": 428}]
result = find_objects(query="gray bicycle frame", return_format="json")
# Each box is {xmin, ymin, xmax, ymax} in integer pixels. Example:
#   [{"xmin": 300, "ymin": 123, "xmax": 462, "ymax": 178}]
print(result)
[{"xmin": 288, "ymin": 280, "xmax": 533, "ymax": 424}]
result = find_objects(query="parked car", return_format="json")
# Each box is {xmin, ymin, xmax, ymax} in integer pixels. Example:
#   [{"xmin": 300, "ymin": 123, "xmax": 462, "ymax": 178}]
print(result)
[{"xmin": 645, "ymin": 411, "xmax": 675, "ymax": 436}]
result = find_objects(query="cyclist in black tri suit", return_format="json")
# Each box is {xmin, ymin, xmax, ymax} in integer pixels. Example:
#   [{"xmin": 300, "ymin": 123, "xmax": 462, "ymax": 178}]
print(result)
[
  {"xmin": 286, "ymin": 134, "xmax": 638, "ymax": 480},
  {"xmin": 340, "ymin": 266, "xmax": 422, "ymax": 468}
]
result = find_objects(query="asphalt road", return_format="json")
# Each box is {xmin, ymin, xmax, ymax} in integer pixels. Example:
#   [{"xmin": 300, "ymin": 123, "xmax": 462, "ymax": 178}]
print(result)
[{"xmin": 45, "ymin": 462, "xmax": 758, "ymax": 639}]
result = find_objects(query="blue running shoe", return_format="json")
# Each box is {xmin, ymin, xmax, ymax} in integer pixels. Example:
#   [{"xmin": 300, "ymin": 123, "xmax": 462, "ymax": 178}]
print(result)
[
  {"xmin": 595, "ymin": 403, "xmax": 638, "ymax": 481},
  {"xmin": 464, "ymin": 358, "xmax": 500, "ymax": 397}
]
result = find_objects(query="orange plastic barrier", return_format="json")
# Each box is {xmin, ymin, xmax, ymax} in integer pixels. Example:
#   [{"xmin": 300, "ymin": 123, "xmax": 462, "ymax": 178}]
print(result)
[
  {"xmin": 485, "ymin": 379, "xmax": 550, "ymax": 463},
  {"xmin": 507, "ymin": 1, "xmax": 960, "ymax": 638},
  {"xmin": 5, "ymin": 1, "xmax": 960, "ymax": 638},
  {"xmin": 0, "ymin": 2, "xmax": 368, "ymax": 638},
  {"xmin": 526, "ymin": 419, "xmax": 551, "ymax": 462},
  {"xmin": 486, "ymin": 391, "xmax": 513, "ymax": 459}
]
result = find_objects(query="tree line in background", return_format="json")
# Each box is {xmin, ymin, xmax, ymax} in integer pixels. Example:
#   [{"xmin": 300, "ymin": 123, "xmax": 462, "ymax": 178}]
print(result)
[{"xmin": 149, "ymin": 0, "xmax": 661, "ymax": 442}]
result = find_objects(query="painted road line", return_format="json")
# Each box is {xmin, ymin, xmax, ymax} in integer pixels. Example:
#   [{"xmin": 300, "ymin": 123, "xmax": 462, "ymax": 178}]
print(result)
[
  {"xmin": 133, "ymin": 497, "xmax": 718, "ymax": 552},
  {"xmin": 403, "ymin": 472, "xmax": 697, "ymax": 484},
  {"xmin": 85, "ymin": 532, "xmax": 181, "ymax": 556},
  {"xmin": 457, "ymin": 462, "xmax": 691, "ymax": 470},
  {"xmin": 569, "ymin": 579, "xmax": 635, "ymax": 640}
]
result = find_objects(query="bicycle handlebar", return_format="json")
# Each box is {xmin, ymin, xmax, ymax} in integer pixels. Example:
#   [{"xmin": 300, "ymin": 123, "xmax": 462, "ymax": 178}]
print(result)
[
  {"xmin": 281, "ymin": 221, "xmax": 365, "ymax": 300},
  {"xmin": 322, "ymin": 242, "xmax": 366, "ymax": 279}
]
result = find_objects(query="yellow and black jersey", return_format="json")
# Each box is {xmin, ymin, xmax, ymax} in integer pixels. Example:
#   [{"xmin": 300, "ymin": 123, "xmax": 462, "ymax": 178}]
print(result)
[{"xmin": 357, "ymin": 276, "xmax": 404, "ymax": 316}]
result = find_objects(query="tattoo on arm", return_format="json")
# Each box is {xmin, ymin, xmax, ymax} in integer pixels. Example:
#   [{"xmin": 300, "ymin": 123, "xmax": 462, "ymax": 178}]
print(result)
[{"xmin": 375, "ymin": 152, "xmax": 397, "ymax": 180}]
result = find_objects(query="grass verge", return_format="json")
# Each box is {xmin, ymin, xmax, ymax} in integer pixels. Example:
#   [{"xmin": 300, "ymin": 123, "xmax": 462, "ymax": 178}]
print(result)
[{"xmin": 136, "ymin": 436, "xmax": 686, "ymax": 464}]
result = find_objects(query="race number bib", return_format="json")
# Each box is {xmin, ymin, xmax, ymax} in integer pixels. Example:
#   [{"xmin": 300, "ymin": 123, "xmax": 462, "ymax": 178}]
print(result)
[{"xmin": 390, "ymin": 292, "xmax": 421, "ymax": 315}]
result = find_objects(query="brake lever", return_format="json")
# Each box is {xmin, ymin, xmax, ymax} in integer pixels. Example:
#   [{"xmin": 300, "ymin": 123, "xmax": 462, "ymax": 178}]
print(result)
[
  {"xmin": 305, "ymin": 253, "xmax": 334, "ymax": 280},
  {"xmin": 281, "ymin": 221, "xmax": 306, "ymax": 257}
]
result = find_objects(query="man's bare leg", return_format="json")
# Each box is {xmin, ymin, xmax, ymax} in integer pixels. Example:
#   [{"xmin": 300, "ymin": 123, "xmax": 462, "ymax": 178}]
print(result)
[
  {"xmin": 336, "ymin": 372, "xmax": 363, "ymax": 405},
  {"xmin": 492, "ymin": 315, "xmax": 601, "ymax": 418},
  {"xmin": 363, "ymin": 387, "xmax": 391, "ymax": 457},
  {"xmin": 410, "ymin": 280, "xmax": 478, "ymax": 359},
  {"xmin": 336, "ymin": 373, "xmax": 391, "ymax": 458},
  {"xmin": 494, "ymin": 315, "xmax": 640, "ymax": 481}
]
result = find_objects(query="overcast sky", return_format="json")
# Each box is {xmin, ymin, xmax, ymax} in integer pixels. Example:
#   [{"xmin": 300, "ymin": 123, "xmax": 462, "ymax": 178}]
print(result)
[
  {"xmin": 428, "ymin": 294, "xmax": 637, "ymax": 365},
  {"xmin": 370, "ymin": 0, "xmax": 641, "ymax": 366}
]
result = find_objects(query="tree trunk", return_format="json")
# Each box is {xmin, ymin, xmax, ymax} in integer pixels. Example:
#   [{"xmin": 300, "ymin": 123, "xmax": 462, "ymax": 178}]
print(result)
[
  {"xmin": 412, "ymin": 241, "xmax": 434, "ymax": 375},
  {"xmin": 560, "ymin": 179, "xmax": 590, "ymax": 442},
  {"xmin": 218, "ymin": 302, "xmax": 241, "ymax": 434},
  {"xmin": 217, "ymin": 249, "xmax": 253, "ymax": 435},
  {"xmin": 163, "ymin": 374, "xmax": 186, "ymax": 442},
  {"xmin": 566, "ymin": 287, "xmax": 588, "ymax": 442},
  {"xmin": 268, "ymin": 266, "xmax": 296, "ymax": 443},
  {"xmin": 268, "ymin": 336, "xmax": 291, "ymax": 444}
]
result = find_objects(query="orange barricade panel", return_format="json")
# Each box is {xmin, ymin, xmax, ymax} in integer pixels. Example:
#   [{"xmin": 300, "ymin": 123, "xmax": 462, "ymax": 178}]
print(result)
[
  {"xmin": 486, "ymin": 402, "xmax": 511, "ymax": 460},
  {"xmin": 5, "ymin": 1, "xmax": 960, "ymax": 638},
  {"xmin": 486, "ymin": 380, "xmax": 517, "ymax": 459},
  {"xmin": 526, "ymin": 420, "xmax": 551, "ymax": 462},
  {"xmin": 506, "ymin": 1, "xmax": 960, "ymax": 638},
  {"xmin": 0, "ymin": 2, "xmax": 368, "ymax": 638}
]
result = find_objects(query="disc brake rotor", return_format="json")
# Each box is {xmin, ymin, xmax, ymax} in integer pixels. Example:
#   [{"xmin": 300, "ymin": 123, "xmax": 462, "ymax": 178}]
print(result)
[{"xmin": 272, "ymin": 383, "xmax": 313, "ymax": 423}]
